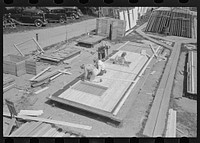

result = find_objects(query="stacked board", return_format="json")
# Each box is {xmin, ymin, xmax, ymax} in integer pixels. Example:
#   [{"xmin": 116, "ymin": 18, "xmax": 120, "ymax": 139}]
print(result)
[
  {"xmin": 9, "ymin": 121, "xmax": 82, "ymax": 137},
  {"xmin": 25, "ymin": 59, "xmax": 37, "ymax": 75},
  {"xmin": 145, "ymin": 8, "xmax": 193, "ymax": 38},
  {"xmin": 187, "ymin": 50, "xmax": 197, "ymax": 95},
  {"xmin": 38, "ymin": 48, "xmax": 81, "ymax": 65},
  {"xmin": 3, "ymin": 54, "xmax": 27, "ymax": 76},
  {"xmin": 96, "ymin": 17, "xmax": 126, "ymax": 40}
]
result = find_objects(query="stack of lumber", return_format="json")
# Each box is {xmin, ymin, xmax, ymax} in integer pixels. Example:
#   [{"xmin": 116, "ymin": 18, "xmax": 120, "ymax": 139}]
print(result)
[
  {"xmin": 145, "ymin": 8, "xmax": 193, "ymax": 38},
  {"xmin": 96, "ymin": 17, "xmax": 126, "ymax": 40},
  {"xmin": 29, "ymin": 67, "xmax": 71, "ymax": 87},
  {"xmin": 187, "ymin": 50, "xmax": 197, "ymax": 95},
  {"xmin": 38, "ymin": 48, "xmax": 81, "ymax": 65},
  {"xmin": 3, "ymin": 77, "xmax": 16, "ymax": 93},
  {"xmin": 3, "ymin": 54, "xmax": 27, "ymax": 76},
  {"xmin": 9, "ymin": 121, "xmax": 82, "ymax": 137},
  {"xmin": 143, "ymin": 42, "xmax": 181, "ymax": 137},
  {"xmin": 25, "ymin": 59, "xmax": 37, "ymax": 75},
  {"xmin": 165, "ymin": 109, "xmax": 176, "ymax": 137}
]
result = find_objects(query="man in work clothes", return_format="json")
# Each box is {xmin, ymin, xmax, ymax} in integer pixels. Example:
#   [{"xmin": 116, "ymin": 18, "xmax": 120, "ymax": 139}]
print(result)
[{"xmin": 80, "ymin": 58, "xmax": 106, "ymax": 82}]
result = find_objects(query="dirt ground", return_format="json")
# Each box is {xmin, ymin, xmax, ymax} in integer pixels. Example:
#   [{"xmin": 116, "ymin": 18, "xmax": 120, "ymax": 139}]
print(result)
[
  {"xmin": 3, "ymin": 31, "xmax": 169, "ymax": 137},
  {"xmin": 170, "ymin": 46, "xmax": 197, "ymax": 137}
]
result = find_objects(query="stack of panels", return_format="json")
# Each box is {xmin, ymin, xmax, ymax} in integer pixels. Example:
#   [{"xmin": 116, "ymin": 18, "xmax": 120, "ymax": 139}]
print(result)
[
  {"xmin": 3, "ymin": 54, "xmax": 27, "ymax": 76},
  {"xmin": 96, "ymin": 17, "xmax": 126, "ymax": 40},
  {"xmin": 39, "ymin": 49, "xmax": 81, "ymax": 65},
  {"xmin": 145, "ymin": 9, "xmax": 193, "ymax": 38},
  {"xmin": 9, "ymin": 122, "xmax": 81, "ymax": 137},
  {"xmin": 25, "ymin": 59, "xmax": 37, "ymax": 75}
]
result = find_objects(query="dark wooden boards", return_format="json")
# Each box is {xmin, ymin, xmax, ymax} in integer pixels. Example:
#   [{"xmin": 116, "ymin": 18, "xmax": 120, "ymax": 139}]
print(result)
[{"xmin": 145, "ymin": 9, "xmax": 193, "ymax": 38}]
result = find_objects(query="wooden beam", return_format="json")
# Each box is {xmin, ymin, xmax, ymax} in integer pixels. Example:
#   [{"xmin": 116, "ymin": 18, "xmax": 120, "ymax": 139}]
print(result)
[
  {"xmin": 165, "ymin": 109, "xmax": 176, "ymax": 137},
  {"xmin": 3, "ymin": 112, "xmax": 92, "ymax": 130},
  {"xmin": 3, "ymin": 83, "xmax": 16, "ymax": 93},
  {"xmin": 29, "ymin": 66, "xmax": 51, "ymax": 81},
  {"xmin": 32, "ymin": 38, "xmax": 45, "ymax": 53},
  {"xmin": 34, "ymin": 87, "xmax": 49, "ymax": 94},
  {"xmin": 4, "ymin": 118, "xmax": 16, "ymax": 136},
  {"xmin": 13, "ymin": 44, "xmax": 24, "ymax": 57}
]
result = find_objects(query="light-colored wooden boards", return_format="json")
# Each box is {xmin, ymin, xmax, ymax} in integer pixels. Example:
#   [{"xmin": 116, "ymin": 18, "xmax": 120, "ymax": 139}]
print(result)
[{"xmin": 58, "ymin": 50, "xmax": 148, "ymax": 113}]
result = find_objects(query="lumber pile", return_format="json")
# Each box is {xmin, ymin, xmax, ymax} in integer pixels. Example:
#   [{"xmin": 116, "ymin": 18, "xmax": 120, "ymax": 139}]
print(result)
[
  {"xmin": 3, "ymin": 77, "xmax": 16, "ymax": 93},
  {"xmin": 145, "ymin": 8, "xmax": 193, "ymax": 38},
  {"xmin": 38, "ymin": 48, "xmax": 81, "ymax": 65},
  {"xmin": 3, "ymin": 54, "xmax": 27, "ymax": 76},
  {"xmin": 3, "ymin": 55, "xmax": 38, "ymax": 76},
  {"xmin": 8, "ymin": 121, "xmax": 83, "ymax": 137},
  {"xmin": 25, "ymin": 59, "xmax": 37, "ymax": 75},
  {"xmin": 165, "ymin": 109, "xmax": 176, "ymax": 137},
  {"xmin": 96, "ymin": 17, "xmax": 126, "ymax": 40},
  {"xmin": 187, "ymin": 51, "xmax": 197, "ymax": 95},
  {"xmin": 143, "ymin": 42, "xmax": 181, "ymax": 137},
  {"xmin": 29, "ymin": 67, "xmax": 71, "ymax": 87}
]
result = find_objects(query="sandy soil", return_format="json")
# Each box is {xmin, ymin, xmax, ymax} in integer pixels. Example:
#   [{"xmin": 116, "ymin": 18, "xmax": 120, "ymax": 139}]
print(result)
[{"xmin": 3, "ymin": 31, "xmax": 169, "ymax": 137}]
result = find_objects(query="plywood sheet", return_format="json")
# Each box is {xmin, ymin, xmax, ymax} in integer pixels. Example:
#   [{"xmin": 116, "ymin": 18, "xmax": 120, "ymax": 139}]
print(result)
[
  {"xmin": 71, "ymin": 81, "xmax": 108, "ymax": 96},
  {"xmin": 58, "ymin": 50, "xmax": 148, "ymax": 113}
]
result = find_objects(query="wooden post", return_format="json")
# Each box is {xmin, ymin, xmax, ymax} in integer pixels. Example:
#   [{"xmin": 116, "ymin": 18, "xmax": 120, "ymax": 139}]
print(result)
[{"xmin": 13, "ymin": 44, "xmax": 24, "ymax": 57}]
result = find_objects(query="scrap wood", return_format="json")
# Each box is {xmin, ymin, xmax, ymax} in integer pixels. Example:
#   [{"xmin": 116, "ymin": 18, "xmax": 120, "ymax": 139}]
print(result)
[
  {"xmin": 13, "ymin": 44, "xmax": 25, "ymax": 57},
  {"xmin": 149, "ymin": 43, "xmax": 158, "ymax": 58},
  {"xmin": 3, "ymin": 77, "xmax": 15, "ymax": 87},
  {"xmin": 34, "ymin": 87, "xmax": 49, "ymax": 94},
  {"xmin": 29, "ymin": 66, "xmax": 51, "ymax": 81},
  {"xmin": 3, "ymin": 112, "xmax": 92, "ymax": 130},
  {"xmin": 32, "ymin": 38, "xmax": 45, "ymax": 53},
  {"xmin": 50, "ymin": 69, "xmax": 72, "ymax": 81},
  {"xmin": 18, "ymin": 110, "xmax": 43, "ymax": 116},
  {"xmin": 33, "ymin": 70, "xmax": 59, "ymax": 82},
  {"xmin": 4, "ymin": 118, "xmax": 16, "ymax": 136},
  {"xmin": 3, "ymin": 83, "xmax": 16, "ymax": 93}
]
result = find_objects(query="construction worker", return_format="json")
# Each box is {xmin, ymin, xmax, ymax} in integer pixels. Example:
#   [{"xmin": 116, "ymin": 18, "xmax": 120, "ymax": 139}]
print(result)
[
  {"xmin": 93, "ymin": 57, "xmax": 106, "ymax": 75},
  {"xmin": 80, "ymin": 58, "xmax": 106, "ymax": 82},
  {"xmin": 113, "ymin": 52, "xmax": 129, "ymax": 66}
]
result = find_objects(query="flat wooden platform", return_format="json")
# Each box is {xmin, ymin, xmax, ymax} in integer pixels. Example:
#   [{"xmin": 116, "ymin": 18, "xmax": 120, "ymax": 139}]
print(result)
[
  {"xmin": 48, "ymin": 47, "xmax": 149, "ymax": 125},
  {"xmin": 77, "ymin": 35, "xmax": 106, "ymax": 48}
]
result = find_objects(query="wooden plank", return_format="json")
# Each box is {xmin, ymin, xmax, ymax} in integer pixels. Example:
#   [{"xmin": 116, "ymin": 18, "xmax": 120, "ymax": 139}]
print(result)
[
  {"xmin": 3, "ymin": 112, "xmax": 92, "ymax": 130},
  {"xmin": 32, "ymin": 38, "xmax": 45, "ymax": 53},
  {"xmin": 33, "ymin": 70, "xmax": 59, "ymax": 82},
  {"xmin": 9, "ymin": 122, "xmax": 31, "ymax": 136},
  {"xmin": 18, "ymin": 110, "xmax": 43, "ymax": 116},
  {"xmin": 165, "ymin": 109, "xmax": 176, "ymax": 137},
  {"xmin": 48, "ymin": 96, "xmax": 122, "ymax": 124},
  {"xmin": 34, "ymin": 87, "xmax": 49, "ymax": 94},
  {"xmin": 4, "ymin": 118, "xmax": 16, "ymax": 136},
  {"xmin": 13, "ymin": 44, "xmax": 25, "ymax": 57},
  {"xmin": 28, "ymin": 122, "xmax": 46, "ymax": 136},
  {"xmin": 34, "ymin": 124, "xmax": 52, "ymax": 137},
  {"xmin": 3, "ymin": 83, "xmax": 16, "ymax": 93},
  {"xmin": 29, "ymin": 66, "xmax": 51, "ymax": 81}
]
